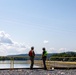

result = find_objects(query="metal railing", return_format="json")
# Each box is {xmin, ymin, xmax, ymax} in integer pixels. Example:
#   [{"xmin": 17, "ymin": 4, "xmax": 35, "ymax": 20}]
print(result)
[
  {"xmin": 0, "ymin": 56, "xmax": 76, "ymax": 69},
  {"xmin": 46, "ymin": 57, "xmax": 76, "ymax": 69},
  {"xmin": 0, "ymin": 56, "xmax": 42, "ymax": 69}
]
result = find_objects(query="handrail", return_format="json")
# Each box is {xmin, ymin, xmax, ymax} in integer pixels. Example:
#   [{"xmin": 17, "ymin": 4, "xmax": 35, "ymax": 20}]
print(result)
[{"xmin": 0, "ymin": 56, "xmax": 76, "ymax": 69}]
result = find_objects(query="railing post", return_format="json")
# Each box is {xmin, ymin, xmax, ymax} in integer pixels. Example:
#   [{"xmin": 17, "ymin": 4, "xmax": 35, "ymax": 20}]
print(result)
[{"xmin": 10, "ymin": 57, "xmax": 14, "ymax": 69}]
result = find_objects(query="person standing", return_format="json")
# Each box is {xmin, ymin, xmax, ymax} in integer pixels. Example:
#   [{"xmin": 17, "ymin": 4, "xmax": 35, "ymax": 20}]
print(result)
[
  {"xmin": 42, "ymin": 47, "xmax": 47, "ymax": 70},
  {"xmin": 29, "ymin": 46, "xmax": 35, "ymax": 69}
]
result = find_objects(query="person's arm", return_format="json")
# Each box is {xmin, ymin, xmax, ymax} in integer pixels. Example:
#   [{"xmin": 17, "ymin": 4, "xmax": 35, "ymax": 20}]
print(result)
[
  {"xmin": 33, "ymin": 51, "xmax": 35, "ymax": 56},
  {"xmin": 42, "ymin": 51, "xmax": 44, "ymax": 58}
]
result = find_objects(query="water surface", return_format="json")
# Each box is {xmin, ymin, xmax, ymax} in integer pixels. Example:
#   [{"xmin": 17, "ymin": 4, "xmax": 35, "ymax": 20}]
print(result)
[{"xmin": 0, "ymin": 60, "xmax": 39, "ymax": 69}]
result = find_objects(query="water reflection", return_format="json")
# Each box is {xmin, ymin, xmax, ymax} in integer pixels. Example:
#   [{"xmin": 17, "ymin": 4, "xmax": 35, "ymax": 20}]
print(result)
[{"xmin": 0, "ymin": 60, "xmax": 39, "ymax": 69}]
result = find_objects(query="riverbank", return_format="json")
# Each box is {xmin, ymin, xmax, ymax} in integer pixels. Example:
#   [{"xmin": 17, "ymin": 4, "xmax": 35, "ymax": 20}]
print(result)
[
  {"xmin": 0, "ymin": 68, "xmax": 76, "ymax": 75},
  {"xmin": 26, "ymin": 60, "xmax": 76, "ymax": 69}
]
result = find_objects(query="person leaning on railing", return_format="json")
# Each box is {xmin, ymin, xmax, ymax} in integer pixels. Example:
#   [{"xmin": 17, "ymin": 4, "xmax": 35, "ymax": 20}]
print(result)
[{"xmin": 42, "ymin": 47, "xmax": 47, "ymax": 70}]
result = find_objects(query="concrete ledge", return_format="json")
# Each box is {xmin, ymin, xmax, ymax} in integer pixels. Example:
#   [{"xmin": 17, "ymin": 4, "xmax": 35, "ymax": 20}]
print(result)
[{"xmin": 0, "ymin": 68, "xmax": 44, "ymax": 70}]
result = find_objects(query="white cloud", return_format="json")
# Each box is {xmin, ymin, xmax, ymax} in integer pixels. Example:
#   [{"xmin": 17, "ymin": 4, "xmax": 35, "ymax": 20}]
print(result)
[
  {"xmin": 0, "ymin": 31, "xmax": 13, "ymax": 44},
  {"xmin": 48, "ymin": 48, "xmax": 56, "ymax": 53},
  {"xmin": 50, "ymin": 48, "xmax": 55, "ymax": 50},
  {"xmin": 43, "ymin": 40, "xmax": 49, "ymax": 44},
  {"xmin": 0, "ymin": 31, "xmax": 28, "ymax": 56},
  {"xmin": 48, "ymin": 48, "xmax": 67, "ymax": 53},
  {"xmin": 0, "ymin": 31, "xmax": 75, "ymax": 55},
  {"xmin": 59, "ymin": 48, "xmax": 67, "ymax": 52}
]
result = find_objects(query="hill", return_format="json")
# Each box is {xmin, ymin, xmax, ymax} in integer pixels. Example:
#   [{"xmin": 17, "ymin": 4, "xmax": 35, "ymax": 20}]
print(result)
[
  {"xmin": 0, "ymin": 51, "xmax": 76, "ymax": 61},
  {"xmin": 8, "ymin": 53, "xmax": 54, "ymax": 60}
]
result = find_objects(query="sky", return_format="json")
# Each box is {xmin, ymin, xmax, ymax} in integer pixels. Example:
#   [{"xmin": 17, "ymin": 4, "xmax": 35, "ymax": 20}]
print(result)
[{"xmin": 0, "ymin": 0, "xmax": 76, "ymax": 56}]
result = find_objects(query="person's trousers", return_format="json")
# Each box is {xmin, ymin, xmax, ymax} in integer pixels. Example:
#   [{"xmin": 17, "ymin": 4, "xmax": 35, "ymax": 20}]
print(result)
[
  {"xmin": 42, "ymin": 57, "xmax": 47, "ymax": 69},
  {"xmin": 30, "ymin": 57, "xmax": 34, "ymax": 69}
]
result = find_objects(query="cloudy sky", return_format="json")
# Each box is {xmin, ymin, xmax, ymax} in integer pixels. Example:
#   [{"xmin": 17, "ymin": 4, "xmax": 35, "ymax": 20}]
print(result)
[{"xmin": 0, "ymin": 0, "xmax": 76, "ymax": 56}]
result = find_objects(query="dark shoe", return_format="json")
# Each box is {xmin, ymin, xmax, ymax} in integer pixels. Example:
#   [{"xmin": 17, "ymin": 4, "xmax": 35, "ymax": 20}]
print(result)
[
  {"xmin": 44, "ymin": 68, "xmax": 47, "ymax": 70},
  {"xmin": 30, "ymin": 68, "xmax": 33, "ymax": 70}
]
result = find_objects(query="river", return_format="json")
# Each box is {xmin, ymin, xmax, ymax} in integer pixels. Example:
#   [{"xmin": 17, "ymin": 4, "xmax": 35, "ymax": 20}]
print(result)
[{"xmin": 0, "ymin": 60, "xmax": 39, "ymax": 69}]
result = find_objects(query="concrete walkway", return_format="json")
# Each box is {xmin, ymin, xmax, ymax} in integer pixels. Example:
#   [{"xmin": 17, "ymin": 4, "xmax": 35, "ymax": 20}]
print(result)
[{"xmin": 0, "ymin": 68, "xmax": 76, "ymax": 75}]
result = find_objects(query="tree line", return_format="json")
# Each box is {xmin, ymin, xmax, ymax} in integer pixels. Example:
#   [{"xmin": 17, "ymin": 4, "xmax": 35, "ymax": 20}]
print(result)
[{"xmin": 50, "ymin": 52, "xmax": 76, "ymax": 61}]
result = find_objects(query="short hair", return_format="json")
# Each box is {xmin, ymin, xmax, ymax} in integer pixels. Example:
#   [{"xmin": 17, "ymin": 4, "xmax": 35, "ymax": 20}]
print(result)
[
  {"xmin": 31, "ymin": 46, "xmax": 34, "ymax": 50},
  {"xmin": 42, "ymin": 47, "xmax": 45, "ymax": 50}
]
